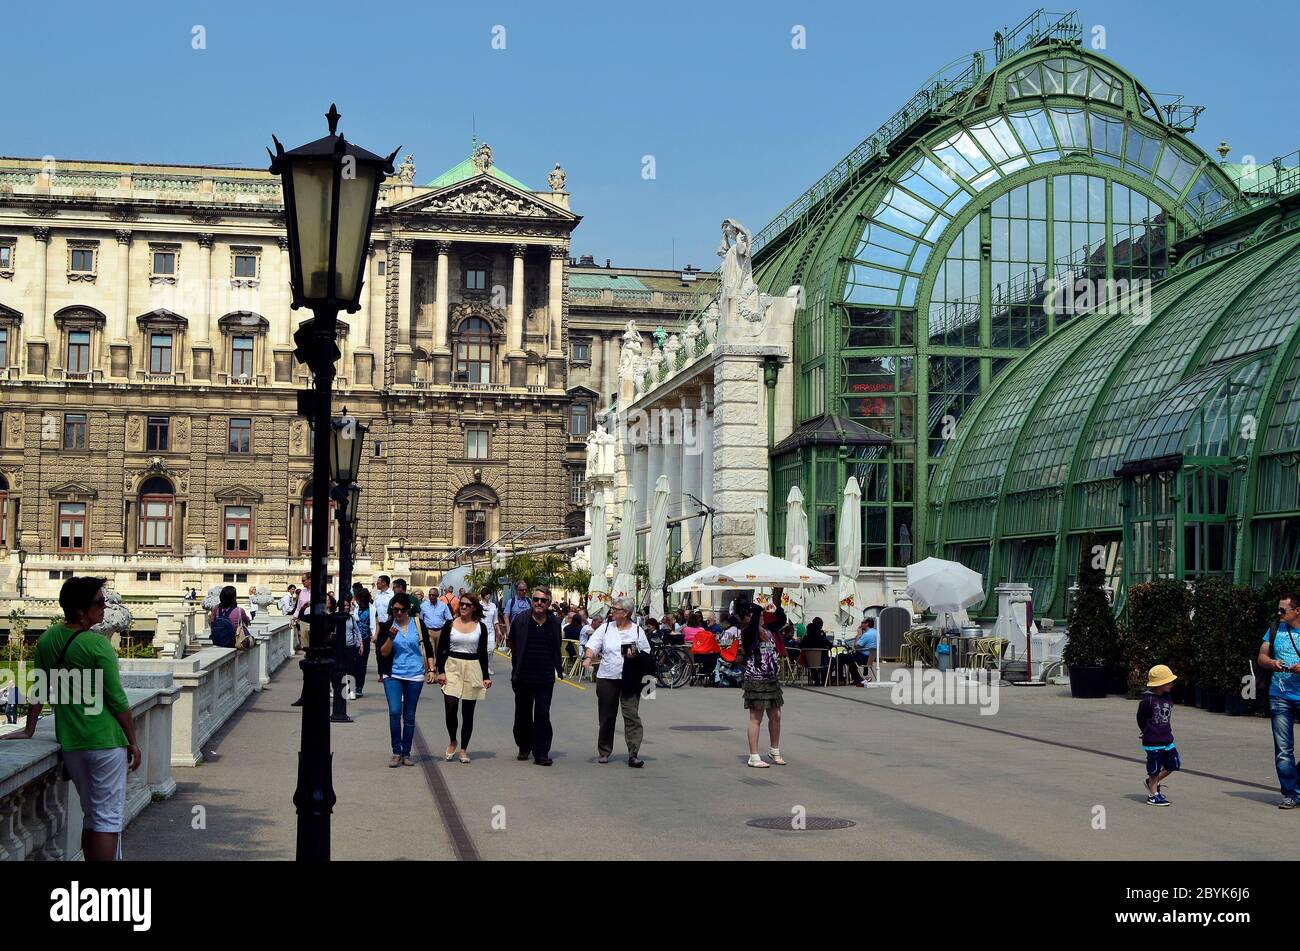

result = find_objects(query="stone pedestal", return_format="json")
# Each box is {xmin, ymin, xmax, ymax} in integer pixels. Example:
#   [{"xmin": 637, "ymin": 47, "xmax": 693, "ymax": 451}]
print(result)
[
  {"xmin": 393, "ymin": 347, "xmax": 414, "ymax": 386},
  {"xmin": 191, "ymin": 346, "xmax": 213, "ymax": 381},
  {"xmin": 507, "ymin": 353, "xmax": 527, "ymax": 388},
  {"xmin": 432, "ymin": 350, "xmax": 452, "ymax": 385},
  {"xmin": 546, "ymin": 354, "xmax": 566, "ymax": 390},
  {"xmin": 25, "ymin": 341, "xmax": 47, "ymax": 377},
  {"xmin": 109, "ymin": 341, "xmax": 131, "ymax": 379}
]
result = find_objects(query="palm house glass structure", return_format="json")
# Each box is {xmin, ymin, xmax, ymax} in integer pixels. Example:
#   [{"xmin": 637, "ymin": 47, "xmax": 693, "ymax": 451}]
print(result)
[{"xmin": 753, "ymin": 10, "xmax": 1265, "ymax": 585}]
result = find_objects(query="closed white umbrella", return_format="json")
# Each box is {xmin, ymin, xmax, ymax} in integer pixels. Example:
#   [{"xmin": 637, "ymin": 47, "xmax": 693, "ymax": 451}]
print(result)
[
  {"xmin": 648, "ymin": 476, "xmax": 670, "ymax": 619},
  {"xmin": 837, "ymin": 477, "xmax": 862, "ymax": 629},
  {"xmin": 587, "ymin": 489, "xmax": 608, "ymax": 616},
  {"xmin": 754, "ymin": 501, "xmax": 770, "ymax": 555},
  {"xmin": 611, "ymin": 487, "xmax": 638, "ymax": 611},
  {"xmin": 784, "ymin": 486, "xmax": 809, "ymax": 624}
]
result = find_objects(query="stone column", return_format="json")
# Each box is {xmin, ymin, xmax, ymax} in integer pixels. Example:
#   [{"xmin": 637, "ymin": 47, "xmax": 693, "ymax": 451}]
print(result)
[
  {"xmin": 711, "ymin": 351, "xmax": 779, "ymax": 564},
  {"xmin": 26, "ymin": 227, "xmax": 50, "ymax": 376},
  {"xmin": 191, "ymin": 234, "xmax": 214, "ymax": 380},
  {"xmin": 546, "ymin": 246, "xmax": 566, "ymax": 389},
  {"xmin": 602, "ymin": 335, "xmax": 615, "ymax": 407},
  {"xmin": 700, "ymin": 392, "xmax": 715, "ymax": 566},
  {"xmin": 110, "ymin": 230, "xmax": 132, "ymax": 379},
  {"xmin": 369, "ymin": 242, "xmax": 386, "ymax": 387},
  {"xmin": 506, "ymin": 244, "xmax": 527, "ymax": 387},
  {"xmin": 432, "ymin": 240, "xmax": 452, "ymax": 384},
  {"xmin": 272, "ymin": 237, "xmax": 293, "ymax": 383},
  {"xmin": 392, "ymin": 239, "xmax": 414, "ymax": 384}
]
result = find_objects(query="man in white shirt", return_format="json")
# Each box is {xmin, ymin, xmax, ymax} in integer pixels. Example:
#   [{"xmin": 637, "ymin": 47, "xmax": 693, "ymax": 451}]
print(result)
[
  {"xmin": 372, "ymin": 575, "xmax": 394, "ymax": 632},
  {"xmin": 278, "ymin": 585, "xmax": 298, "ymax": 616}
]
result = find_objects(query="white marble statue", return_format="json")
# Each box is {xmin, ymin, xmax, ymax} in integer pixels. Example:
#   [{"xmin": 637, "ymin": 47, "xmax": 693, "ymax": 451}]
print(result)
[
  {"xmin": 548, "ymin": 162, "xmax": 567, "ymax": 192},
  {"xmin": 91, "ymin": 588, "xmax": 132, "ymax": 636},
  {"xmin": 397, "ymin": 154, "xmax": 416, "ymax": 184},
  {"xmin": 717, "ymin": 218, "xmax": 771, "ymax": 328},
  {"xmin": 664, "ymin": 333, "xmax": 683, "ymax": 370}
]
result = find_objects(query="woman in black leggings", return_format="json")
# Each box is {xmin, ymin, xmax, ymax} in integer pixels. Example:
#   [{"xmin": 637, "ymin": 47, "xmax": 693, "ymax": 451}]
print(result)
[{"xmin": 435, "ymin": 595, "xmax": 493, "ymax": 763}]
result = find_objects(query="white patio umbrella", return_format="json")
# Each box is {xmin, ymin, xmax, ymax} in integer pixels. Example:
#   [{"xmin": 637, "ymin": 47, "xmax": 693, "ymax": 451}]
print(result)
[
  {"xmin": 837, "ymin": 477, "xmax": 862, "ymax": 629},
  {"xmin": 587, "ymin": 489, "xmax": 608, "ymax": 616},
  {"xmin": 784, "ymin": 486, "xmax": 809, "ymax": 624},
  {"xmin": 611, "ymin": 487, "xmax": 638, "ymax": 611},
  {"xmin": 674, "ymin": 553, "xmax": 831, "ymax": 589},
  {"xmin": 648, "ymin": 475, "xmax": 670, "ymax": 619},
  {"xmin": 905, "ymin": 556, "xmax": 985, "ymax": 620},
  {"xmin": 666, "ymin": 564, "xmax": 715, "ymax": 594}
]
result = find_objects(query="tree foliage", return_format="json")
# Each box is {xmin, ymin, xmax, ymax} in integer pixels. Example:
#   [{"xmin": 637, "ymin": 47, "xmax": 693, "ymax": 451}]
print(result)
[{"xmin": 1062, "ymin": 532, "xmax": 1118, "ymax": 669}]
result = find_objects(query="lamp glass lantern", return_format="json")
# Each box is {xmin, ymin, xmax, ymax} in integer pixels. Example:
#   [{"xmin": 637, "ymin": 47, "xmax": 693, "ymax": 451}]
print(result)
[
  {"xmin": 340, "ymin": 484, "xmax": 362, "ymax": 529},
  {"xmin": 269, "ymin": 104, "xmax": 397, "ymax": 314},
  {"xmin": 329, "ymin": 412, "xmax": 368, "ymax": 485},
  {"xmin": 15, "ymin": 546, "xmax": 26, "ymax": 567}
]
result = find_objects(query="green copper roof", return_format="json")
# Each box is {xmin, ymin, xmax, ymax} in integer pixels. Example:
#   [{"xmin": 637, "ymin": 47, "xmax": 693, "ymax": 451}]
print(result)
[
  {"xmin": 568, "ymin": 274, "xmax": 651, "ymax": 291},
  {"xmin": 426, "ymin": 157, "xmax": 530, "ymax": 191}
]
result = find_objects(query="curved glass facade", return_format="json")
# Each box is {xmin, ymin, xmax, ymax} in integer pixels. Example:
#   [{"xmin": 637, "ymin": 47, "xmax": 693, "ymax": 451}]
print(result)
[{"xmin": 759, "ymin": 37, "xmax": 1239, "ymax": 571}]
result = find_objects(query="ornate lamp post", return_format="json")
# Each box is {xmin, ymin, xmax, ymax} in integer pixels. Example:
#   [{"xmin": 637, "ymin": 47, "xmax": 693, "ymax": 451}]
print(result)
[
  {"xmin": 269, "ymin": 104, "xmax": 396, "ymax": 862},
  {"xmin": 15, "ymin": 546, "xmax": 26, "ymax": 598}
]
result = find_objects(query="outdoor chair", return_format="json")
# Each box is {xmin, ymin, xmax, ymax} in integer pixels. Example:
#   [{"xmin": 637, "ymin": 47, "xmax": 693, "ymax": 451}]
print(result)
[
  {"xmin": 800, "ymin": 648, "xmax": 830, "ymax": 686},
  {"xmin": 562, "ymin": 639, "xmax": 583, "ymax": 681},
  {"xmin": 778, "ymin": 655, "xmax": 801, "ymax": 685}
]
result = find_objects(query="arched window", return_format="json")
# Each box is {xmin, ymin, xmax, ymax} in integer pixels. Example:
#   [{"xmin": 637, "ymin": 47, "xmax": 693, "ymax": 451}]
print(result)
[
  {"xmin": 456, "ymin": 317, "xmax": 493, "ymax": 383},
  {"xmin": 301, "ymin": 487, "xmax": 337, "ymax": 553},
  {"xmin": 138, "ymin": 476, "xmax": 174, "ymax": 550}
]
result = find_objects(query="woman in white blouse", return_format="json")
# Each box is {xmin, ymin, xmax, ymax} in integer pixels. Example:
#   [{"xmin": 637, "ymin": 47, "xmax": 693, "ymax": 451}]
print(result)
[
  {"xmin": 435, "ymin": 595, "xmax": 493, "ymax": 763},
  {"xmin": 582, "ymin": 597, "xmax": 651, "ymax": 767}
]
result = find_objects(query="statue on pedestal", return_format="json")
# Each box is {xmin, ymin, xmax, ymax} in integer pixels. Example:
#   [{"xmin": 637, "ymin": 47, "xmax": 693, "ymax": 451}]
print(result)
[
  {"xmin": 397, "ymin": 154, "xmax": 416, "ymax": 184},
  {"xmin": 548, "ymin": 162, "xmax": 567, "ymax": 192},
  {"xmin": 717, "ymin": 218, "xmax": 770, "ymax": 326}
]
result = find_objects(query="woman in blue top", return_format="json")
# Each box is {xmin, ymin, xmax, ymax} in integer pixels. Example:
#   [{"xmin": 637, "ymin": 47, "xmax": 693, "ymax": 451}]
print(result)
[{"xmin": 375, "ymin": 592, "xmax": 435, "ymax": 767}]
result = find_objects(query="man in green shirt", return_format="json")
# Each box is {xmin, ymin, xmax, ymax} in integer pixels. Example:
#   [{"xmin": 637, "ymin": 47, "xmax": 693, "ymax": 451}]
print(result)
[{"xmin": 1, "ymin": 576, "xmax": 140, "ymax": 861}]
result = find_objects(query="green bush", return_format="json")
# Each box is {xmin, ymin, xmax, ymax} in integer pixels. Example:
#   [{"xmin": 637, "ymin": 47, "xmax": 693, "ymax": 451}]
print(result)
[
  {"xmin": 1062, "ymin": 532, "xmax": 1118, "ymax": 669},
  {"xmin": 1192, "ymin": 577, "xmax": 1254, "ymax": 694},
  {"xmin": 1126, "ymin": 579, "xmax": 1193, "ymax": 690}
]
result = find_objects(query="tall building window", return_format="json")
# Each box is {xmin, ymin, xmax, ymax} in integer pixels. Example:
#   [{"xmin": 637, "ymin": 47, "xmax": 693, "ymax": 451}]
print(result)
[
  {"xmin": 233, "ymin": 254, "xmax": 257, "ymax": 278},
  {"xmin": 0, "ymin": 245, "xmax": 11, "ymax": 270},
  {"xmin": 0, "ymin": 327, "xmax": 8, "ymax": 367},
  {"xmin": 229, "ymin": 417, "xmax": 252, "ymax": 454},
  {"xmin": 70, "ymin": 249, "xmax": 94, "ymax": 273},
  {"xmin": 455, "ymin": 317, "xmax": 492, "ymax": 383},
  {"xmin": 301, "ymin": 492, "xmax": 337, "ymax": 552},
  {"xmin": 147, "ymin": 415, "xmax": 170, "ymax": 451},
  {"xmin": 67, "ymin": 331, "xmax": 91, "ymax": 373},
  {"xmin": 152, "ymin": 251, "xmax": 176, "ymax": 275},
  {"xmin": 573, "ymin": 340, "xmax": 590, "ymax": 363},
  {"xmin": 64, "ymin": 413, "xmax": 87, "ymax": 449},
  {"xmin": 231, "ymin": 336, "xmax": 254, "ymax": 378},
  {"xmin": 224, "ymin": 505, "xmax": 252, "ymax": 558},
  {"xmin": 570, "ymin": 403, "xmax": 590, "ymax": 437},
  {"xmin": 570, "ymin": 468, "xmax": 586, "ymax": 504},
  {"xmin": 57, "ymin": 502, "xmax": 87, "ymax": 552},
  {"xmin": 0, "ymin": 473, "xmax": 9, "ymax": 549},
  {"xmin": 138, "ymin": 476, "xmax": 174, "ymax": 550},
  {"xmin": 149, "ymin": 333, "xmax": 173, "ymax": 373},
  {"xmin": 465, "ymin": 509, "xmax": 487, "ymax": 546},
  {"xmin": 465, "ymin": 266, "xmax": 487, "ymax": 291},
  {"xmin": 466, "ymin": 428, "xmax": 489, "ymax": 459}
]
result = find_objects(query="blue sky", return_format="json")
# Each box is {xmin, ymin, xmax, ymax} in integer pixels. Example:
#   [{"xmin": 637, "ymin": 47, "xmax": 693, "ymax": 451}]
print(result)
[{"xmin": 2, "ymin": 1, "xmax": 1296, "ymax": 268}]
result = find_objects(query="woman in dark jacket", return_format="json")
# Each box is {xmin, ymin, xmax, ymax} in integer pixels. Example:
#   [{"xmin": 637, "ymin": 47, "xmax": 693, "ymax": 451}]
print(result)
[{"xmin": 435, "ymin": 595, "xmax": 493, "ymax": 763}]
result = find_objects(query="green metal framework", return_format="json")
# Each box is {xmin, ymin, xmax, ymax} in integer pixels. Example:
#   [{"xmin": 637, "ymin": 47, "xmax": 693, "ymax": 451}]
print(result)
[{"xmin": 755, "ymin": 11, "xmax": 1242, "ymax": 576}]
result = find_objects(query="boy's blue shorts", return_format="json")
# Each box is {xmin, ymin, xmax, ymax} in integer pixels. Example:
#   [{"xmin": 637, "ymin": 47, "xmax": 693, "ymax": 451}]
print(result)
[{"xmin": 1145, "ymin": 746, "xmax": 1181, "ymax": 775}]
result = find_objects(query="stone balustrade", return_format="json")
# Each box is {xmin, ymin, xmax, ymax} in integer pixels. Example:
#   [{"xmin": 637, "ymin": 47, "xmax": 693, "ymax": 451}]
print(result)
[
  {"xmin": 119, "ymin": 617, "xmax": 293, "ymax": 766},
  {"xmin": 0, "ymin": 682, "xmax": 178, "ymax": 861}
]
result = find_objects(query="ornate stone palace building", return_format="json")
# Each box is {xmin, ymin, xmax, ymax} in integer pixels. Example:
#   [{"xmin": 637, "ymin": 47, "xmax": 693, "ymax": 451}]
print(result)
[{"xmin": 0, "ymin": 145, "xmax": 598, "ymax": 597}]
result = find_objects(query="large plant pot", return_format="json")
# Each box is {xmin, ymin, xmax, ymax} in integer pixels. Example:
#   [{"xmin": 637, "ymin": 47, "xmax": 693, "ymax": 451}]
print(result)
[
  {"xmin": 1203, "ymin": 688, "xmax": 1226, "ymax": 713},
  {"xmin": 1069, "ymin": 665, "xmax": 1108, "ymax": 699},
  {"xmin": 1106, "ymin": 667, "xmax": 1129, "ymax": 695}
]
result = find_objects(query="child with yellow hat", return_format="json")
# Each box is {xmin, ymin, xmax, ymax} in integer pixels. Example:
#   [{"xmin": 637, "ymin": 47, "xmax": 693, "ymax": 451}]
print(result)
[{"xmin": 1138, "ymin": 665, "xmax": 1180, "ymax": 806}]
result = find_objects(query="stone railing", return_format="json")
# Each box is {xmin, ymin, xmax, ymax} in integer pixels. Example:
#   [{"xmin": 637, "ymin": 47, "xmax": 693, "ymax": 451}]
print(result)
[
  {"xmin": 632, "ymin": 316, "xmax": 718, "ymax": 399},
  {"xmin": 119, "ymin": 616, "xmax": 293, "ymax": 766},
  {"xmin": 0, "ymin": 682, "xmax": 178, "ymax": 861},
  {"xmin": 569, "ymin": 288, "xmax": 713, "ymax": 311}
]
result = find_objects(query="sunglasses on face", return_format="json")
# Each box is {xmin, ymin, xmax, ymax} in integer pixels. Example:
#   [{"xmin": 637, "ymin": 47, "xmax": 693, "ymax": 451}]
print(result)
[{"xmin": 532, "ymin": 597, "xmax": 551, "ymax": 604}]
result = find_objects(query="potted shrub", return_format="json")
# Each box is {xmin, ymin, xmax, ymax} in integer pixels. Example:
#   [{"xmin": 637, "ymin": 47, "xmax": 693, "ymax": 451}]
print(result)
[
  {"xmin": 1193, "ymin": 578, "xmax": 1236, "ymax": 712},
  {"xmin": 1063, "ymin": 533, "xmax": 1117, "ymax": 698},
  {"xmin": 1128, "ymin": 579, "xmax": 1193, "ymax": 704}
]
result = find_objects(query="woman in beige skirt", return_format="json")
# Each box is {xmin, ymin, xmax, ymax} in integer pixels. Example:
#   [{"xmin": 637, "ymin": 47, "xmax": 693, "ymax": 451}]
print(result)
[{"xmin": 436, "ymin": 594, "xmax": 493, "ymax": 763}]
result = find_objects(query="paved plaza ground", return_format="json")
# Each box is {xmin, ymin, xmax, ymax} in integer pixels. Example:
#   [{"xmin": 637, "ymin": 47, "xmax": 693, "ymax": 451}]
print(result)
[{"xmin": 124, "ymin": 656, "xmax": 1297, "ymax": 861}]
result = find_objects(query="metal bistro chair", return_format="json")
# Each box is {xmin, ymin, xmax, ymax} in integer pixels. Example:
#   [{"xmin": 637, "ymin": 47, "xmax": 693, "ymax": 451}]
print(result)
[
  {"xmin": 562, "ymin": 639, "xmax": 585, "ymax": 682},
  {"xmin": 800, "ymin": 647, "xmax": 830, "ymax": 686}
]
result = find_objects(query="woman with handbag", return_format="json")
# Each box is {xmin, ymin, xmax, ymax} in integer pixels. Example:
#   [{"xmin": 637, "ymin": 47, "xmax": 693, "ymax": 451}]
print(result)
[
  {"xmin": 209, "ymin": 586, "xmax": 251, "ymax": 649},
  {"xmin": 582, "ymin": 597, "xmax": 652, "ymax": 767},
  {"xmin": 739, "ymin": 604, "xmax": 787, "ymax": 768},
  {"xmin": 375, "ymin": 592, "xmax": 436, "ymax": 767},
  {"xmin": 436, "ymin": 594, "xmax": 493, "ymax": 764}
]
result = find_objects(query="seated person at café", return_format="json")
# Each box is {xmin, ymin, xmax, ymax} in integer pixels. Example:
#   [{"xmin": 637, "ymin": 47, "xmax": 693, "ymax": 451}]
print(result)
[
  {"xmin": 838, "ymin": 617, "xmax": 879, "ymax": 686},
  {"xmin": 690, "ymin": 614, "xmax": 722, "ymax": 681},
  {"xmin": 799, "ymin": 617, "xmax": 832, "ymax": 685}
]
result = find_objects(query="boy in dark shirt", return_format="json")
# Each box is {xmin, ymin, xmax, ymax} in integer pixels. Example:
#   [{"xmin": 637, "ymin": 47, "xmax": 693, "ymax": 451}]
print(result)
[{"xmin": 1138, "ymin": 664, "xmax": 1179, "ymax": 806}]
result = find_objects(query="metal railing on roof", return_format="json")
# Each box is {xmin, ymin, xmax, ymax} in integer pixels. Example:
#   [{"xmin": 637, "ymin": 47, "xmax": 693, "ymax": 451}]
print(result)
[
  {"xmin": 1185, "ymin": 148, "xmax": 1300, "ymax": 235},
  {"xmin": 751, "ymin": 9, "xmax": 1082, "ymax": 258}
]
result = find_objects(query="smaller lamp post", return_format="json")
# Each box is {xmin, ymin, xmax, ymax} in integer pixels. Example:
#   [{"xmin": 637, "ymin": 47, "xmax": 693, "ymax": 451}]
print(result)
[{"xmin": 15, "ymin": 546, "xmax": 26, "ymax": 598}]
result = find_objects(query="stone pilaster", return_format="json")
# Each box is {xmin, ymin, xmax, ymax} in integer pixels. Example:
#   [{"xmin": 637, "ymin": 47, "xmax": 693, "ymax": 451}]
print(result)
[
  {"xmin": 110, "ymin": 230, "xmax": 132, "ymax": 379},
  {"xmin": 507, "ymin": 244, "xmax": 527, "ymax": 387},
  {"xmin": 26, "ymin": 227, "xmax": 50, "ymax": 377},
  {"xmin": 432, "ymin": 240, "xmax": 452, "ymax": 384}
]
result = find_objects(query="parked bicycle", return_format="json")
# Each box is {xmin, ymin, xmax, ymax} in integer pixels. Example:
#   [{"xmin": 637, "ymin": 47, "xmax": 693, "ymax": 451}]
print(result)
[{"xmin": 649, "ymin": 634, "xmax": 693, "ymax": 689}]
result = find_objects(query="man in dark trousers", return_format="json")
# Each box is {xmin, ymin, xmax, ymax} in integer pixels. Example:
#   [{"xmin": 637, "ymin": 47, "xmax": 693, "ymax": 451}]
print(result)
[{"xmin": 508, "ymin": 585, "xmax": 565, "ymax": 766}]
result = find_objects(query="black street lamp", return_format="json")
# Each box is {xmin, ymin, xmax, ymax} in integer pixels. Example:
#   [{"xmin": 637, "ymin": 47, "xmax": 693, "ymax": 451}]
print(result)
[
  {"xmin": 15, "ymin": 546, "xmax": 26, "ymax": 598},
  {"xmin": 269, "ymin": 104, "xmax": 395, "ymax": 862}
]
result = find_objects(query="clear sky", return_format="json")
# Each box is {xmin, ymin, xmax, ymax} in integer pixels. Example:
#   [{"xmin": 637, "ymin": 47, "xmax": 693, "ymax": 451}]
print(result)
[{"xmin": 2, "ymin": 1, "xmax": 1296, "ymax": 269}]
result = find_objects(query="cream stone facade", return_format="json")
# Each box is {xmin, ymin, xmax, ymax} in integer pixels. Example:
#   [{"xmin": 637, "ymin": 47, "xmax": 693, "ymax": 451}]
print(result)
[{"xmin": 0, "ymin": 148, "xmax": 583, "ymax": 597}]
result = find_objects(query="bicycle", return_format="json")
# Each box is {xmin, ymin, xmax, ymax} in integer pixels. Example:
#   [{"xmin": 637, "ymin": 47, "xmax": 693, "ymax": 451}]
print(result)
[{"xmin": 649, "ymin": 635, "xmax": 693, "ymax": 689}]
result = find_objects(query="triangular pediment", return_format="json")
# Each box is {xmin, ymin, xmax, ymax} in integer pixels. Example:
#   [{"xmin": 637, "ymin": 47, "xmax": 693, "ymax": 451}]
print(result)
[
  {"xmin": 392, "ymin": 175, "xmax": 577, "ymax": 222},
  {"xmin": 214, "ymin": 483, "xmax": 264, "ymax": 503},
  {"xmin": 48, "ymin": 480, "xmax": 98, "ymax": 499}
]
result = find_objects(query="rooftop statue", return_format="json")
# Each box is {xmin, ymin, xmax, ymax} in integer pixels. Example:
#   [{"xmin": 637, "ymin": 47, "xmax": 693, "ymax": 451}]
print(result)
[
  {"xmin": 397, "ymin": 154, "xmax": 416, "ymax": 184},
  {"xmin": 717, "ymin": 218, "xmax": 771, "ymax": 328},
  {"xmin": 548, "ymin": 162, "xmax": 567, "ymax": 192}
]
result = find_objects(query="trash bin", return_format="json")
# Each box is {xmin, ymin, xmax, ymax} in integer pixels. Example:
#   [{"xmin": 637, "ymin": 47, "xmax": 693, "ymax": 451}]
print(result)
[{"xmin": 936, "ymin": 641, "xmax": 952, "ymax": 672}]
